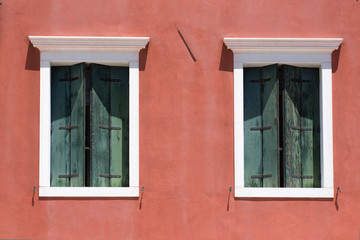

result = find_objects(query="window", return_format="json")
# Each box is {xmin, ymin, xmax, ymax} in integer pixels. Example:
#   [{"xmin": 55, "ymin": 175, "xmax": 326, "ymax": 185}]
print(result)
[
  {"xmin": 30, "ymin": 36, "xmax": 150, "ymax": 197},
  {"xmin": 224, "ymin": 38, "xmax": 342, "ymax": 198},
  {"xmin": 244, "ymin": 64, "xmax": 320, "ymax": 188},
  {"xmin": 51, "ymin": 63, "xmax": 129, "ymax": 188}
]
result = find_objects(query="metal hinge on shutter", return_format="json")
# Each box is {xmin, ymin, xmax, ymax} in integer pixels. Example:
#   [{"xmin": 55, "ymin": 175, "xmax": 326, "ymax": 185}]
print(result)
[
  {"xmin": 100, "ymin": 78, "xmax": 124, "ymax": 82},
  {"xmin": 59, "ymin": 77, "xmax": 79, "ymax": 82},
  {"xmin": 99, "ymin": 174, "xmax": 121, "ymax": 178},
  {"xmin": 292, "ymin": 174, "xmax": 313, "ymax": 179},
  {"xmin": 250, "ymin": 126, "xmax": 272, "ymax": 131},
  {"xmin": 99, "ymin": 126, "xmax": 121, "ymax": 130},
  {"xmin": 251, "ymin": 174, "xmax": 273, "ymax": 179},
  {"xmin": 58, "ymin": 174, "xmax": 79, "ymax": 178}
]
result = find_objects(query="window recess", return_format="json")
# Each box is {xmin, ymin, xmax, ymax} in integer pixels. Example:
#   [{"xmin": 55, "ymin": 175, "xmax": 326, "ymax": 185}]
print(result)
[
  {"xmin": 50, "ymin": 63, "xmax": 129, "ymax": 188},
  {"xmin": 244, "ymin": 64, "xmax": 320, "ymax": 188}
]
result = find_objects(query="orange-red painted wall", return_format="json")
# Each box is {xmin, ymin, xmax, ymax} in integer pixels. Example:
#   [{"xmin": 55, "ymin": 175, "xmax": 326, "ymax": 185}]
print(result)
[{"xmin": 0, "ymin": 0, "xmax": 359, "ymax": 239}]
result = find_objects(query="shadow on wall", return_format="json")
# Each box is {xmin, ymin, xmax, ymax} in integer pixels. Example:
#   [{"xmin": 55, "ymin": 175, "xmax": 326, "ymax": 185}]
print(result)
[
  {"xmin": 219, "ymin": 43, "xmax": 233, "ymax": 72},
  {"xmin": 139, "ymin": 43, "xmax": 149, "ymax": 71},
  {"xmin": 332, "ymin": 45, "xmax": 341, "ymax": 73},
  {"xmin": 25, "ymin": 41, "xmax": 40, "ymax": 71}
]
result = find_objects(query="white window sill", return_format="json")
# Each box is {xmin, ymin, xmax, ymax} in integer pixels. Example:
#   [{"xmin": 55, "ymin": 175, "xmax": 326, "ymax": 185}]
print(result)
[
  {"xmin": 39, "ymin": 186, "xmax": 139, "ymax": 197},
  {"xmin": 235, "ymin": 187, "xmax": 334, "ymax": 198}
]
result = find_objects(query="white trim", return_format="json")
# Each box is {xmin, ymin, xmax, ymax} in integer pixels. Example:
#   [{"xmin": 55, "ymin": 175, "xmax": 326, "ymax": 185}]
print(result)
[
  {"xmin": 223, "ymin": 38, "xmax": 343, "ymax": 53},
  {"xmin": 129, "ymin": 61, "xmax": 140, "ymax": 188},
  {"xmin": 29, "ymin": 36, "xmax": 149, "ymax": 52},
  {"xmin": 30, "ymin": 36, "xmax": 149, "ymax": 197},
  {"xmin": 234, "ymin": 187, "xmax": 333, "ymax": 198},
  {"xmin": 224, "ymin": 38, "xmax": 342, "ymax": 198},
  {"xmin": 39, "ymin": 187, "xmax": 139, "ymax": 197}
]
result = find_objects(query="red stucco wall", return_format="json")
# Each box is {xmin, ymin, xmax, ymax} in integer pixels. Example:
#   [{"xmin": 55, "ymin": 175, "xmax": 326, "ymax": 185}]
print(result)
[{"xmin": 0, "ymin": 0, "xmax": 359, "ymax": 239}]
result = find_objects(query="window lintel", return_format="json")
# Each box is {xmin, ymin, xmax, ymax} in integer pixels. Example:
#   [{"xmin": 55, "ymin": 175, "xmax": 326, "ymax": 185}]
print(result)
[
  {"xmin": 29, "ymin": 36, "xmax": 149, "ymax": 52},
  {"xmin": 223, "ymin": 38, "xmax": 343, "ymax": 54}
]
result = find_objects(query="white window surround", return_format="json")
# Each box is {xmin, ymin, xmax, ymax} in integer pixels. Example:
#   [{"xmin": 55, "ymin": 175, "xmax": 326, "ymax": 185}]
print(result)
[
  {"xmin": 223, "ymin": 38, "xmax": 343, "ymax": 198},
  {"xmin": 29, "ymin": 36, "xmax": 150, "ymax": 197}
]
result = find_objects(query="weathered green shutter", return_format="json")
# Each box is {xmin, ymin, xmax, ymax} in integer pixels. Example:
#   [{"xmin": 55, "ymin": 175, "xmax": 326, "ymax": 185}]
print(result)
[
  {"xmin": 51, "ymin": 63, "xmax": 85, "ymax": 187},
  {"xmin": 283, "ymin": 65, "xmax": 320, "ymax": 187},
  {"xmin": 244, "ymin": 64, "xmax": 279, "ymax": 187},
  {"xmin": 90, "ymin": 64, "xmax": 129, "ymax": 187}
]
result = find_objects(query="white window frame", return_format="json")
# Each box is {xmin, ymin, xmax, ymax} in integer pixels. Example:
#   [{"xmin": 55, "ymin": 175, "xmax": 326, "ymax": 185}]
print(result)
[
  {"xmin": 224, "ymin": 38, "xmax": 342, "ymax": 198},
  {"xmin": 29, "ymin": 36, "xmax": 149, "ymax": 197}
]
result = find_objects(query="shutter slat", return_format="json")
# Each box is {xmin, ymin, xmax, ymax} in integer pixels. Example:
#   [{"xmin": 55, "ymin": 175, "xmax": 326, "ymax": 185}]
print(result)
[
  {"xmin": 300, "ymin": 67, "xmax": 321, "ymax": 188},
  {"xmin": 69, "ymin": 63, "xmax": 85, "ymax": 187},
  {"xmin": 51, "ymin": 64, "xmax": 85, "ymax": 187},
  {"xmin": 244, "ymin": 67, "xmax": 262, "ymax": 187},
  {"xmin": 261, "ymin": 64, "xmax": 279, "ymax": 187},
  {"xmin": 90, "ymin": 64, "xmax": 130, "ymax": 187},
  {"xmin": 244, "ymin": 65, "xmax": 279, "ymax": 187},
  {"xmin": 283, "ymin": 65, "xmax": 320, "ymax": 188},
  {"xmin": 283, "ymin": 65, "xmax": 302, "ymax": 187},
  {"xmin": 90, "ymin": 64, "xmax": 110, "ymax": 187},
  {"xmin": 51, "ymin": 66, "xmax": 71, "ymax": 187},
  {"xmin": 109, "ymin": 66, "xmax": 129, "ymax": 187}
]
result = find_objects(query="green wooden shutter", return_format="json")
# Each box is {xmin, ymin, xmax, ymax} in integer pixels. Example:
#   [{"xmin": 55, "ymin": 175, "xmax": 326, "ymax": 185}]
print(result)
[
  {"xmin": 283, "ymin": 65, "xmax": 320, "ymax": 188},
  {"xmin": 51, "ymin": 63, "xmax": 85, "ymax": 187},
  {"xmin": 90, "ymin": 64, "xmax": 129, "ymax": 187},
  {"xmin": 244, "ymin": 64, "xmax": 279, "ymax": 187}
]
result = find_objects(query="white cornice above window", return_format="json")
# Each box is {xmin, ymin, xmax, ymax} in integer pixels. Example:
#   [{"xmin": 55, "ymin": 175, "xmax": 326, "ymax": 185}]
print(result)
[
  {"xmin": 223, "ymin": 38, "xmax": 343, "ymax": 54},
  {"xmin": 29, "ymin": 36, "xmax": 149, "ymax": 52}
]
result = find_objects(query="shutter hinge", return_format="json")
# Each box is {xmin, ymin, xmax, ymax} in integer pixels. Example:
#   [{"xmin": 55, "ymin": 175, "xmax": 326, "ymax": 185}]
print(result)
[
  {"xmin": 292, "ymin": 174, "xmax": 313, "ymax": 179},
  {"xmin": 100, "ymin": 78, "xmax": 124, "ymax": 82},
  {"xmin": 99, "ymin": 126, "xmax": 121, "ymax": 130},
  {"xmin": 250, "ymin": 126, "xmax": 272, "ymax": 131},
  {"xmin": 58, "ymin": 173, "xmax": 79, "ymax": 178},
  {"xmin": 251, "ymin": 174, "xmax": 272, "ymax": 179},
  {"xmin": 59, "ymin": 125, "xmax": 78, "ymax": 130},
  {"xmin": 99, "ymin": 174, "xmax": 121, "ymax": 178},
  {"xmin": 290, "ymin": 126, "xmax": 312, "ymax": 131},
  {"xmin": 250, "ymin": 78, "xmax": 271, "ymax": 83},
  {"xmin": 59, "ymin": 77, "xmax": 79, "ymax": 82},
  {"xmin": 290, "ymin": 78, "xmax": 311, "ymax": 83}
]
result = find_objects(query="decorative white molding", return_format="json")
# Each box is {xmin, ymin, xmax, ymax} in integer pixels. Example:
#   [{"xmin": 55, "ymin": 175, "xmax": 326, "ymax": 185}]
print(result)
[
  {"xmin": 29, "ymin": 36, "xmax": 149, "ymax": 52},
  {"xmin": 39, "ymin": 187, "xmax": 139, "ymax": 197},
  {"xmin": 31, "ymin": 36, "xmax": 149, "ymax": 197},
  {"xmin": 225, "ymin": 37, "xmax": 342, "ymax": 198},
  {"xmin": 224, "ymin": 38, "xmax": 343, "ymax": 53},
  {"xmin": 235, "ymin": 187, "xmax": 334, "ymax": 198}
]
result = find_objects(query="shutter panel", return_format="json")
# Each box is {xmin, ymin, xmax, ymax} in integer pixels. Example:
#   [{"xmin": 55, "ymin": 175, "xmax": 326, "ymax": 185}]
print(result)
[
  {"xmin": 261, "ymin": 65, "xmax": 280, "ymax": 187},
  {"xmin": 51, "ymin": 63, "xmax": 85, "ymax": 187},
  {"xmin": 244, "ymin": 65, "xmax": 279, "ymax": 187},
  {"xmin": 69, "ymin": 64, "xmax": 86, "ymax": 186},
  {"xmin": 244, "ymin": 67, "xmax": 262, "ymax": 187},
  {"xmin": 91, "ymin": 64, "xmax": 110, "ymax": 187},
  {"xmin": 283, "ymin": 65, "xmax": 320, "ymax": 187},
  {"xmin": 90, "ymin": 64, "xmax": 129, "ymax": 187},
  {"xmin": 300, "ymin": 67, "xmax": 320, "ymax": 188},
  {"xmin": 110, "ymin": 66, "xmax": 129, "ymax": 187},
  {"xmin": 283, "ymin": 65, "xmax": 301, "ymax": 187},
  {"xmin": 51, "ymin": 66, "xmax": 70, "ymax": 187}
]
